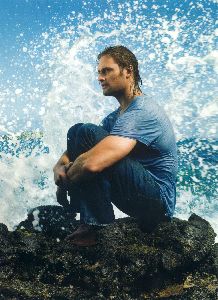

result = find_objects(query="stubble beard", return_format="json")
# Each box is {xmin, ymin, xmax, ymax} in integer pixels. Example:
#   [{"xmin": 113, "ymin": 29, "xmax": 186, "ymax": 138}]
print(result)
[
  {"xmin": 103, "ymin": 89, "xmax": 112, "ymax": 96},
  {"xmin": 102, "ymin": 70, "xmax": 125, "ymax": 97}
]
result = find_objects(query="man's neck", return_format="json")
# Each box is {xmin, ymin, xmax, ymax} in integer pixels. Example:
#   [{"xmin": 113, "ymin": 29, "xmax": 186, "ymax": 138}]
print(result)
[{"xmin": 117, "ymin": 90, "xmax": 143, "ymax": 112}]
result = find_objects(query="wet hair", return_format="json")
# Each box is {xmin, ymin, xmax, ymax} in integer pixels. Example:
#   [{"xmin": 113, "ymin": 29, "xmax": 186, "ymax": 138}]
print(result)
[{"xmin": 97, "ymin": 45, "xmax": 142, "ymax": 93}]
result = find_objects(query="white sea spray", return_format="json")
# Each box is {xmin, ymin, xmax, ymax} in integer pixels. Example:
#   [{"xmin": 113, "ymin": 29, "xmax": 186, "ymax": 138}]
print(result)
[{"xmin": 32, "ymin": 209, "xmax": 42, "ymax": 232}]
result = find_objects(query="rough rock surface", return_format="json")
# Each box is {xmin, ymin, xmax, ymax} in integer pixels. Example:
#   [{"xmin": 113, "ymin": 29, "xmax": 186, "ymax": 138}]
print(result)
[{"xmin": 0, "ymin": 205, "xmax": 217, "ymax": 299}]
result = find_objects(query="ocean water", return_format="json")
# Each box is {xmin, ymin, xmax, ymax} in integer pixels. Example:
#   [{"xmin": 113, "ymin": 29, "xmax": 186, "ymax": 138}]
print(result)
[{"xmin": 0, "ymin": 1, "xmax": 217, "ymax": 239}]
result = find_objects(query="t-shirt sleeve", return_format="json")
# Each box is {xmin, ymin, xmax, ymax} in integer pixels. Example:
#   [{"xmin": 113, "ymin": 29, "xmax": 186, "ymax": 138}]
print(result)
[{"xmin": 110, "ymin": 107, "xmax": 162, "ymax": 146}]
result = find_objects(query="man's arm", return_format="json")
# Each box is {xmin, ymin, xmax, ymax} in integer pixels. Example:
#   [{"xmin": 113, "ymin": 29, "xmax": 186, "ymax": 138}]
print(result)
[{"xmin": 66, "ymin": 135, "xmax": 136, "ymax": 183}]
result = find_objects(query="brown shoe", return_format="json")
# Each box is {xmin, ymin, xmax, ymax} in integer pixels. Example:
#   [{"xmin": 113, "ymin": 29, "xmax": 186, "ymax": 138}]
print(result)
[{"xmin": 65, "ymin": 224, "xmax": 98, "ymax": 246}]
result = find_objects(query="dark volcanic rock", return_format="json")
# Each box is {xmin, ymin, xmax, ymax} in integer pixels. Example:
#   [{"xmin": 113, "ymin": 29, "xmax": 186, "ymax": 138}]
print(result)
[
  {"xmin": 0, "ymin": 205, "xmax": 217, "ymax": 299},
  {"xmin": 16, "ymin": 205, "xmax": 77, "ymax": 238}
]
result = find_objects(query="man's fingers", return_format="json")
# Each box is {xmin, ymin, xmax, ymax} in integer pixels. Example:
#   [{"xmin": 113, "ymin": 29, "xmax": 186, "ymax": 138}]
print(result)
[
  {"xmin": 61, "ymin": 176, "xmax": 70, "ymax": 189},
  {"xmin": 55, "ymin": 174, "xmax": 70, "ymax": 189},
  {"xmin": 54, "ymin": 170, "xmax": 67, "ymax": 185},
  {"xmin": 53, "ymin": 164, "xmax": 72, "ymax": 187},
  {"xmin": 65, "ymin": 162, "xmax": 74, "ymax": 172}
]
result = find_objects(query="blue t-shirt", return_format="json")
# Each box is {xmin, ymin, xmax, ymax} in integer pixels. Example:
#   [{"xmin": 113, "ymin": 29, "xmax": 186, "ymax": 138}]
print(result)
[{"xmin": 101, "ymin": 95, "xmax": 178, "ymax": 217}]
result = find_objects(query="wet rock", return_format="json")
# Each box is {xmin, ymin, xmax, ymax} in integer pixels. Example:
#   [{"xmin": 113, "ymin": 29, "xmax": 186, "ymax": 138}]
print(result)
[
  {"xmin": 0, "ymin": 206, "xmax": 217, "ymax": 299},
  {"xmin": 16, "ymin": 205, "xmax": 77, "ymax": 238},
  {"xmin": 0, "ymin": 224, "xmax": 8, "ymax": 236}
]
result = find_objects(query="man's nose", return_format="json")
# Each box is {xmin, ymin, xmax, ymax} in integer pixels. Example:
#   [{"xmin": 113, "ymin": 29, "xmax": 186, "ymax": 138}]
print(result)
[{"xmin": 98, "ymin": 73, "xmax": 105, "ymax": 82}]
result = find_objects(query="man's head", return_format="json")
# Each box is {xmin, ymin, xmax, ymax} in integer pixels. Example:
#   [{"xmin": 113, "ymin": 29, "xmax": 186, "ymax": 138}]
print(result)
[{"xmin": 97, "ymin": 46, "xmax": 142, "ymax": 97}]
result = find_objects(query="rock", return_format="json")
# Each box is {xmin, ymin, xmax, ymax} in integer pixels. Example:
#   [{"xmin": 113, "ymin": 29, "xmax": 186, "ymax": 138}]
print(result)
[
  {"xmin": 0, "ymin": 224, "xmax": 8, "ymax": 236},
  {"xmin": 16, "ymin": 205, "xmax": 77, "ymax": 238},
  {"xmin": 0, "ymin": 206, "xmax": 217, "ymax": 299}
]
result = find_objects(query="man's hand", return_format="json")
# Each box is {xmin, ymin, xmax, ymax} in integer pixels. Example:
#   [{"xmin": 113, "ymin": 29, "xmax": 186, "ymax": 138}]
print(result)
[
  {"xmin": 53, "ymin": 165, "xmax": 69, "ymax": 187},
  {"xmin": 53, "ymin": 151, "xmax": 72, "ymax": 187},
  {"xmin": 66, "ymin": 155, "xmax": 93, "ymax": 183}
]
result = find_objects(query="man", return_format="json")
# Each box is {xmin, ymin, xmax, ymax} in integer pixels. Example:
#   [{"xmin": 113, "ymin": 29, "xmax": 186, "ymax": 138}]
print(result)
[{"xmin": 53, "ymin": 46, "xmax": 178, "ymax": 246}]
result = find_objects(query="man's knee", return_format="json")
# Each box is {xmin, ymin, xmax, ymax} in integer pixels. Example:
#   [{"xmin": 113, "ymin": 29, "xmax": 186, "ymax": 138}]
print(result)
[
  {"xmin": 67, "ymin": 123, "xmax": 109, "ymax": 152},
  {"xmin": 78, "ymin": 123, "xmax": 98, "ymax": 136},
  {"xmin": 77, "ymin": 123, "xmax": 109, "ymax": 142},
  {"xmin": 67, "ymin": 123, "xmax": 84, "ymax": 140}
]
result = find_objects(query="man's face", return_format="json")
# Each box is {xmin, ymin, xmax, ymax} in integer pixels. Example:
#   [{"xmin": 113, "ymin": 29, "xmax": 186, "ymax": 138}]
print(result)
[{"xmin": 98, "ymin": 55, "xmax": 128, "ymax": 97}]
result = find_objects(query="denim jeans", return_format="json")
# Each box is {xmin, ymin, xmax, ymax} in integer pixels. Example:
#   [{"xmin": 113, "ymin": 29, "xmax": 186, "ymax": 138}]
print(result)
[{"xmin": 65, "ymin": 123, "xmax": 167, "ymax": 229}]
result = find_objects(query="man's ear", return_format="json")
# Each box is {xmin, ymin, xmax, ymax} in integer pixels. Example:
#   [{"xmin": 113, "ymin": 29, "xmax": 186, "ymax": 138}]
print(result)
[{"xmin": 126, "ymin": 65, "xmax": 133, "ymax": 78}]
